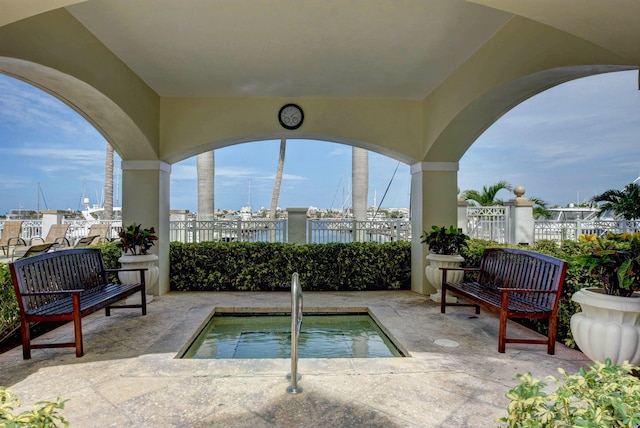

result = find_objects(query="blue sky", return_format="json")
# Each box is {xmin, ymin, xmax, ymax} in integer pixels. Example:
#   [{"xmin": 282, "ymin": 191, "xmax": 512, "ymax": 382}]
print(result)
[{"xmin": 0, "ymin": 70, "xmax": 639, "ymax": 215}]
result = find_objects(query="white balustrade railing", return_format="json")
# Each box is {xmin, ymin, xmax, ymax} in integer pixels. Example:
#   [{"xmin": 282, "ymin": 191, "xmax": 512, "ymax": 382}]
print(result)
[
  {"xmin": 534, "ymin": 219, "xmax": 639, "ymax": 243},
  {"xmin": 466, "ymin": 206, "xmax": 509, "ymax": 243},
  {"xmin": 307, "ymin": 219, "xmax": 410, "ymax": 244},
  {"xmin": 64, "ymin": 219, "xmax": 122, "ymax": 242},
  {"xmin": 169, "ymin": 219, "xmax": 287, "ymax": 243},
  {"xmin": 4, "ymin": 211, "xmax": 640, "ymax": 248}
]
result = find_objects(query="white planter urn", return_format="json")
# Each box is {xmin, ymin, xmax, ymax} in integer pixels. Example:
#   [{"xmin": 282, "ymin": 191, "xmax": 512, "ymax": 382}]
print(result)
[
  {"xmin": 425, "ymin": 254, "xmax": 464, "ymax": 303},
  {"xmin": 118, "ymin": 253, "xmax": 159, "ymax": 303},
  {"xmin": 570, "ymin": 288, "xmax": 640, "ymax": 365}
]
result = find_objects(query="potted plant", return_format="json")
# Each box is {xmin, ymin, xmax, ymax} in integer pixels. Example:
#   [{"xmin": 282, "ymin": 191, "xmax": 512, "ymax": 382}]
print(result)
[
  {"xmin": 420, "ymin": 225, "xmax": 469, "ymax": 303},
  {"xmin": 117, "ymin": 223, "xmax": 159, "ymax": 302},
  {"xmin": 570, "ymin": 234, "xmax": 640, "ymax": 365},
  {"xmin": 117, "ymin": 223, "xmax": 158, "ymax": 255}
]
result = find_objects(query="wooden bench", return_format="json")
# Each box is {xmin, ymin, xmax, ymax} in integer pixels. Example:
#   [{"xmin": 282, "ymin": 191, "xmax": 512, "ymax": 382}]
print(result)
[
  {"xmin": 440, "ymin": 248, "xmax": 567, "ymax": 354},
  {"xmin": 10, "ymin": 248, "xmax": 148, "ymax": 359}
]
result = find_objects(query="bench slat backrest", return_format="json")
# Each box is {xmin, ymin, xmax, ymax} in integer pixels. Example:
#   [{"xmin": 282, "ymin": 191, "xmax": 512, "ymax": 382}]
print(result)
[
  {"xmin": 478, "ymin": 248, "xmax": 567, "ymax": 311},
  {"xmin": 10, "ymin": 248, "xmax": 108, "ymax": 314}
]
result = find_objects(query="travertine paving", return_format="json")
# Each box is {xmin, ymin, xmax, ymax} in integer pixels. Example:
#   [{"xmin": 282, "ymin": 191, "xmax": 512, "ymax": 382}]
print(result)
[{"xmin": 0, "ymin": 291, "xmax": 590, "ymax": 427}]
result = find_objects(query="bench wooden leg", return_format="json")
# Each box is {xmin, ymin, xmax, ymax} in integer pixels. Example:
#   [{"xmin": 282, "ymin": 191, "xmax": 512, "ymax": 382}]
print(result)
[
  {"xmin": 499, "ymin": 299, "xmax": 508, "ymax": 353},
  {"xmin": 141, "ymin": 290, "xmax": 147, "ymax": 315},
  {"xmin": 72, "ymin": 294, "xmax": 84, "ymax": 357},
  {"xmin": 547, "ymin": 316, "xmax": 557, "ymax": 355},
  {"xmin": 20, "ymin": 317, "xmax": 31, "ymax": 360}
]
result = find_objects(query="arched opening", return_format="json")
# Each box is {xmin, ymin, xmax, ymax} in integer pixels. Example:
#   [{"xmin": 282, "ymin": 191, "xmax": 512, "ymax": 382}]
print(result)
[
  {"xmin": 0, "ymin": 73, "xmax": 119, "ymax": 219},
  {"xmin": 170, "ymin": 139, "xmax": 411, "ymax": 217},
  {"xmin": 459, "ymin": 70, "xmax": 640, "ymax": 209}
]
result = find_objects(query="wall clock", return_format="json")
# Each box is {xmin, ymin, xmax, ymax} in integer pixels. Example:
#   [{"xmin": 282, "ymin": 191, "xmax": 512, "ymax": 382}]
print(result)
[{"xmin": 278, "ymin": 104, "xmax": 304, "ymax": 130}]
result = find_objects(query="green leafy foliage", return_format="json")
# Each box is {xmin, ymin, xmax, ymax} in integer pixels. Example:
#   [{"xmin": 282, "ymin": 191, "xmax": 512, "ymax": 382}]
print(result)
[
  {"xmin": 591, "ymin": 182, "xmax": 640, "ymax": 222},
  {"xmin": 497, "ymin": 359, "xmax": 640, "ymax": 428},
  {"xmin": 169, "ymin": 241, "xmax": 411, "ymax": 291},
  {"xmin": 460, "ymin": 180, "xmax": 513, "ymax": 206},
  {"xmin": 0, "ymin": 387, "xmax": 68, "ymax": 427},
  {"xmin": 420, "ymin": 225, "xmax": 469, "ymax": 255},
  {"xmin": 0, "ymin": 264, "xmax": 19, "ymax": 343},
  {"xmin": 95, "ymin": 241, "xmax": 122, "ymax": 283},
  {"xmin": 573, "ymin": 233, "xmax": 640, "ymax": 296}
]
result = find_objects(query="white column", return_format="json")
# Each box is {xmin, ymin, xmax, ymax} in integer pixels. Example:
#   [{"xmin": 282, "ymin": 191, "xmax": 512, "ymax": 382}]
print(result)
[
  {"xmin": 121, "ymin": 160, "xmax": 171, "ymax": 295},
  {"xmin": 504, "ymin": 186, "xmax": 535, "ymax": 246},
  {"xmin": 410, "ymin": 162, "xmax": 459, "ymax": 294}
]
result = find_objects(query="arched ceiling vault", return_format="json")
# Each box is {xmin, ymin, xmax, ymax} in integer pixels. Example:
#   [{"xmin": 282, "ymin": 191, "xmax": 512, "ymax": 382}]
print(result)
[{"xmin": 0, "ymin": 1, "xmax": 638, "ymax": 166}]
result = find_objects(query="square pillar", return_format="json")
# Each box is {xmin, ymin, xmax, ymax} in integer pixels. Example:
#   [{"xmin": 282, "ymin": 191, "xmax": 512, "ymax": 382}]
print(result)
[
  {"xmin": 40, "ymin": 210, "xmax": 67, "ymax": 238},
  {"xmin": 287, "ymin": 207, "xmax": 308, "ymax": 244},
  {"xmin": 121, "ymin": 160, "xmax": 171, "ymax": 295},
  {"xmin": 504, "ymin": 186, "xmax": 535, "ymax": 246},
  {"xmin": 457, "ymin": 198, "xmax": 469, "ymax": 234},
  {"xmin": 410, "ymin": 162, "xmax": 459, "ymax": 295}
]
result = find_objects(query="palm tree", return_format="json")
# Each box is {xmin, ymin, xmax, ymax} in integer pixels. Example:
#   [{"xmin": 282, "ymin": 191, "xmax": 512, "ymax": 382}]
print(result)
[
  {"xmin": 269, "ymin": 139, "xmax": 286, "ymax": 242},
  {"xmin": 103, "ymin": 143, "xmax": 114, "ymax": 221},
  {"xmin": 352, "ymin": 147, "xmax": 368, "ymax": 242},
  {"xmin": 529, "ymin": 196, "xmax": 551, "ymax": 219},
  {"xmin": 460, "ymin": 180, "xmax": 513, "ymax": 206},
  {"xmin": 591, "ymin": 182, "xmax": 640, "ymax": 228},
  {"xmin": 197, "ymin": 151, "xmax": 215, "ymax": 221}
]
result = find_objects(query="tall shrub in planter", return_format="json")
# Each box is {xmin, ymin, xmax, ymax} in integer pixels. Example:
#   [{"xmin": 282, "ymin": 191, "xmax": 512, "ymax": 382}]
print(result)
[{"xmin": 571, "ymin": 234, "xmax": 640, "ymax": 364}]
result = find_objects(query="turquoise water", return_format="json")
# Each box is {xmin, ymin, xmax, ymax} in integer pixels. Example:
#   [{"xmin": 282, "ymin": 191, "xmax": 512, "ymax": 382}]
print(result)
[{"xmin": 181, "ymin": 313, "xmax": 404, "ymax": 359}]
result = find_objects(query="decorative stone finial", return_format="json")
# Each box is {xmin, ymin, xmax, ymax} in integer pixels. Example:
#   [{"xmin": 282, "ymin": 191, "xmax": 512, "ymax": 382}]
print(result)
[{"xmin": 514, "ymin": 186, "xmax": 525, "ymax": 198}]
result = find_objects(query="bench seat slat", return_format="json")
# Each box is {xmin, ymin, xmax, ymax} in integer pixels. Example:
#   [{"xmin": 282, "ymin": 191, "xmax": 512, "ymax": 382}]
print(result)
[
  {"xmin": 445, "ymin": 281, "xmax": 553, "ymax": 315},
  {"xmin": 26, "ymin": 283, "xmax": 143, "ymax": 317}
]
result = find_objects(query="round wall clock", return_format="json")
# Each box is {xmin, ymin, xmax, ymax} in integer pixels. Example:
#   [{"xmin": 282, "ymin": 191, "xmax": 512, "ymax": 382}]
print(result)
[{"xmin": 278, "ymin": 104, "xmax": 304, "ymax": 130}]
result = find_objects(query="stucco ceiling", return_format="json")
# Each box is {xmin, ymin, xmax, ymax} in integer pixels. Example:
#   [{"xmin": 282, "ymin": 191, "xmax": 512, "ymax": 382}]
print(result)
[
  {"xmin": 65, "ymin": 0, "xmax": 513, "ymax": 99},
  {"xmin": 4, "ymin": 0, "xmax": 640, "ymax": 100}
]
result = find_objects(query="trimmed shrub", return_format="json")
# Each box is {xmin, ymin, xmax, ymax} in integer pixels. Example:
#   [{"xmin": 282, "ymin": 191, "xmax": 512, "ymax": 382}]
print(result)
[{"xmin": 169, "ymin": 241, "xmax": 411, "ymax": 291}]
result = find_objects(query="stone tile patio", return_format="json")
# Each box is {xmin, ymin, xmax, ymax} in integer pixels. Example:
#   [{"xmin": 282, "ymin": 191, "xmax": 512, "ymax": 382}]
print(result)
[{"xmin": 0, "ymin": 291, "xmax": 591, "ymax": 427}]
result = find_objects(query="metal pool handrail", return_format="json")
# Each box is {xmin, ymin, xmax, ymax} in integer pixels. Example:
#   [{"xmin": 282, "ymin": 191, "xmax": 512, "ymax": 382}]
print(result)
[{"xmin": 286, "ymin": 272, "xmax": 303, "ymax": 394}]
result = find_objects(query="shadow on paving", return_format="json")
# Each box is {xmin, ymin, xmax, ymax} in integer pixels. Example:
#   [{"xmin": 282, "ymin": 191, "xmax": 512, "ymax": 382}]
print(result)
[{"xmin": 192, "ymin": 390, "xmax": 405, "ymax": 428}]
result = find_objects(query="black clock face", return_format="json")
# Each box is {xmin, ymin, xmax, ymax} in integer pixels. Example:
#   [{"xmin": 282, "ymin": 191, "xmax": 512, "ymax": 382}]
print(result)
[{"xmin": 278, "ymin": 104, "xmax": 304, "ymax": 130}]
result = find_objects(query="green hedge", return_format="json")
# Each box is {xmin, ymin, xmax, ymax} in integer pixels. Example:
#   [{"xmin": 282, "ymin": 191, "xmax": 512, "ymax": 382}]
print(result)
[{"xmin": 169, "ymin": 241, "xmax": 411, "ymax": 291}]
